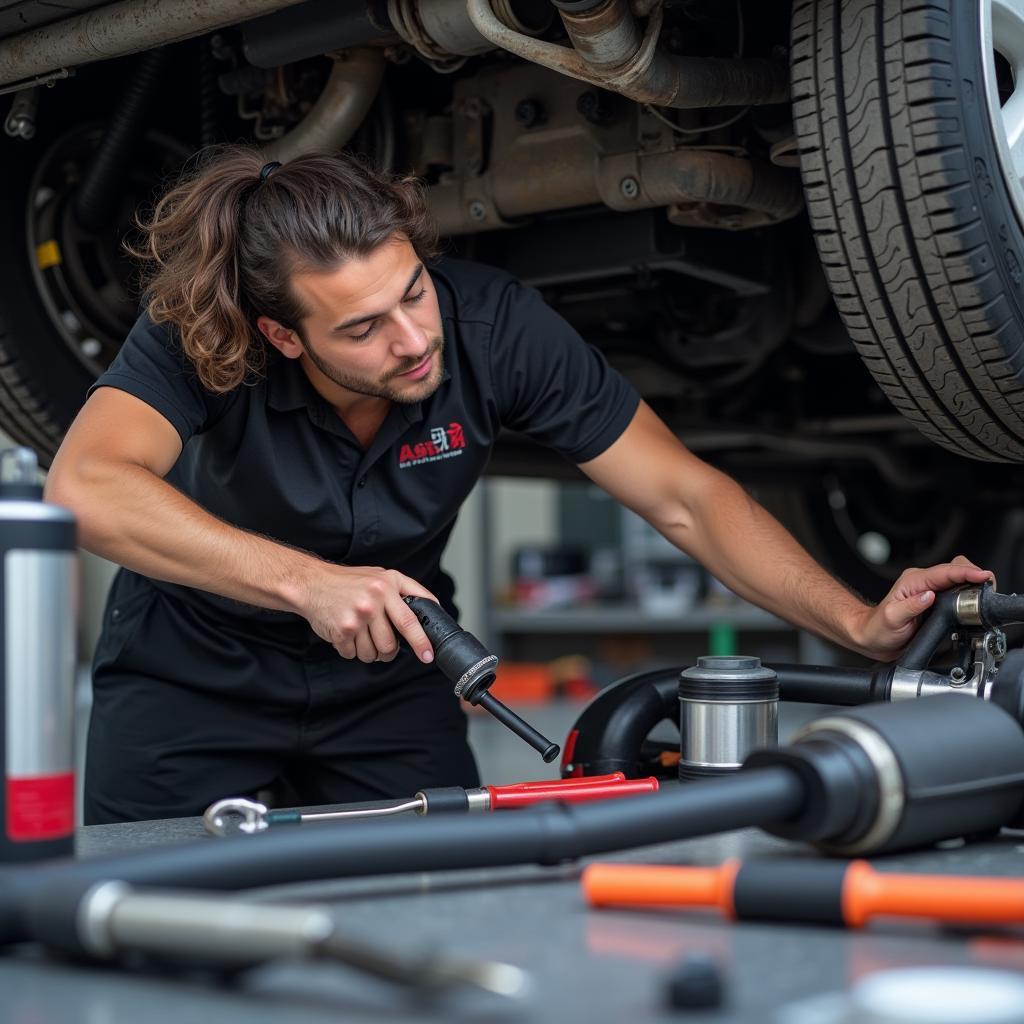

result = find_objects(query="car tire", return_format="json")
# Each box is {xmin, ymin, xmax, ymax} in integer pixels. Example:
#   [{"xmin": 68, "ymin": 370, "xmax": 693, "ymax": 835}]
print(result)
[
  {"xmin": 0, "ymin": 75, "xmax": 191, "ymax": 467},
  {"xmin": 791, "ymin": 0, "xmax": 1024, "ymax": 462},
  {"xmin": 0, "ymin": 130, "xmax": 91, "ymax": 464}
]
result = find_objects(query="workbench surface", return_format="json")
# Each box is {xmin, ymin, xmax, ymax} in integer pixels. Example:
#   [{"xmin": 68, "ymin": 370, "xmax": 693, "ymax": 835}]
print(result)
[{"xmin": 4, "ymin": 802, "xmax": 1024, "ymax": 1024}]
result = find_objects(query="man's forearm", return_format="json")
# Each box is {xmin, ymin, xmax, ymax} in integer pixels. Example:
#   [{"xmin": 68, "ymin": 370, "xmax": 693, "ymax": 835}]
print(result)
[
  {"xmin": 656, "ymin": 473, "xmax": 873, "ymax": 653},
  {"xmin": 46, "ymin": 459, "xmax": 320, "ymax": 615}
]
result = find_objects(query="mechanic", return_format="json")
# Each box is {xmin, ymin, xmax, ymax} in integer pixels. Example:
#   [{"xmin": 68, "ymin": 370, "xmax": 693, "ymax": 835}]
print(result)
[{"xmin": 45, "ymin": 146, "xmax": 993, "ymax": 824}]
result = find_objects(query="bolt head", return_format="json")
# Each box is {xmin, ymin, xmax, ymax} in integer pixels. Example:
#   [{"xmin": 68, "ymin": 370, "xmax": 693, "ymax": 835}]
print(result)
[
  {"xmin": 514, "ymin": 98, "xmax": 546, "ymax": 129},
  {"xmin": 620, "ymin": 176, "xmax": 639, "ymax": 200}
]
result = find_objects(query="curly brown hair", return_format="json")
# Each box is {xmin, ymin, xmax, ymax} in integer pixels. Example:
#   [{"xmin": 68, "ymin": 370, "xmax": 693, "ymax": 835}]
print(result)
[{"xmin": 130, "ymin": 146, "xmax": 440, "ymax": 393}]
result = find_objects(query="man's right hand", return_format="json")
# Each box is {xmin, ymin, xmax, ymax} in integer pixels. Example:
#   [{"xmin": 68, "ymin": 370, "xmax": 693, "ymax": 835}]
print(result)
[{"xmin": 299, "ymin": 565, "xmax": 439, "ymax": 664}]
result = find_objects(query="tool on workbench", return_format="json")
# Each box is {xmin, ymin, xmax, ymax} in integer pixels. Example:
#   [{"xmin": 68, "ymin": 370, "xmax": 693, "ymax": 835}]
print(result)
[
  {"xmin": 404, "ymin": 596, "xmax": 560, "ymax": 761},
  {"xmin": 8, "ymin": 691, "xmax": 1024, "ymax": 953},
  {"xmin": 26, "ymin": 878, "xmax": 531, "ymax": 1002},
  {"xmin": 677, "ymin": 656, "xmax": 778, "ymax": 780},
  {"xmin": 202, "ymin": 774, "xmax": 660, "ymax": 836},
  {"xmin": 583, "ymin": 858, "xmax": 1024, "ymax": 930},
  {"xmin": 561, "ymin": 581, "xmax": 1024, "ymax": 780},
  {"xmin": 0, "ymin": 447, "xmax": 77, "ymax": 863}
]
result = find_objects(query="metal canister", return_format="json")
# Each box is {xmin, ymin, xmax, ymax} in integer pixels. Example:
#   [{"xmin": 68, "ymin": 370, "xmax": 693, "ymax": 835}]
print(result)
[
  {"xmin": 0, "ymin": 448, "xmax": 77, "ymax": 861},
  {"xmin": 678, "ymin": 656, "xmax": 778, "ymax": 781}
]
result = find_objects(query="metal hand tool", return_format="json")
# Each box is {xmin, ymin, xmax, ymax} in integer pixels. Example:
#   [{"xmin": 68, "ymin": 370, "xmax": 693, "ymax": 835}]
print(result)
[
  {"xmin": 8, "ymin": 695, "xmax": 1024, "ymax": 950},
  {"xmin": 204, "ymin": 773, "xmax": 659, "ymax": 836},
  {"xmin": 28, "ymin": 879, "xmax": 531, "ymax": 1001},
  {"xmin": 584, "ymin": 857, "xmax": 1024, "ymax": 930}
]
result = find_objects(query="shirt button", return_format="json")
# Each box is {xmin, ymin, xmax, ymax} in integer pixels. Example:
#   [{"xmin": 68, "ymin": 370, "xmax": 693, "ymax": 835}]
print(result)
[{"xmin": 357, "ymin": 476, "xmax": 367, "ymax": 488}]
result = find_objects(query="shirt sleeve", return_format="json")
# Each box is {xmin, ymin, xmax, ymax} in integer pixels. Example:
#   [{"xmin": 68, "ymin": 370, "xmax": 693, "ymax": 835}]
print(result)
[
  {"xmin": 88, "ymin": 313, "xmax": 235, "ymax": 444},
  {"xmin": 489, "ymin": 279, "xmax": 640, "ymax": 463}
]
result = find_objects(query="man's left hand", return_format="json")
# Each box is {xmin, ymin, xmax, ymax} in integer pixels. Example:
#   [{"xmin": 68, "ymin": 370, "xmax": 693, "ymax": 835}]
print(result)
[{"xmin": 853, "ymin": 555, "xmax": 994, "ymax": 661}]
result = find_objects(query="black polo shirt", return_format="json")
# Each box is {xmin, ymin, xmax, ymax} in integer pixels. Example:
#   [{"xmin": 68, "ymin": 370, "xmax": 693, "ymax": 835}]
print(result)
[{"xmin": 90, "ymin": 257, "xmax": 640, "ymax": 660}]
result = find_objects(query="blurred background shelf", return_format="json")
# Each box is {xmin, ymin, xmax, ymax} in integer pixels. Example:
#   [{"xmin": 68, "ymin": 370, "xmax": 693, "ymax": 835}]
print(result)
[
  {"xmin": 491, "ymin": 601, "xmax": 837, "ymax": 664},
  {"xmin": 493, "ymin": 603, "xmax": 797, "ymax": 632}
]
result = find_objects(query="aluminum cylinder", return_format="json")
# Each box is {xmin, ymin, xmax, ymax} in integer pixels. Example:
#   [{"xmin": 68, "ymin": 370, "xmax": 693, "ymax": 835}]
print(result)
[
  {"xmin": 0, "ymin": 449, "xmax": 77, "ymax": 862},
  {"xmin": 678, "ymin": 656, "xmax": 778, "ymax": 781}
]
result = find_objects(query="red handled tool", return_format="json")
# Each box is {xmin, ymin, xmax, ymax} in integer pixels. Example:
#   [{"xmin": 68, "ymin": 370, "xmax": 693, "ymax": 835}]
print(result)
[
  {"xmin": 583, "ymin": 858, "xmax": 1024, "ymax": 929},
  {"xmin": 205, "ymin": 773, "xmax": 658, "ymax": 836}
]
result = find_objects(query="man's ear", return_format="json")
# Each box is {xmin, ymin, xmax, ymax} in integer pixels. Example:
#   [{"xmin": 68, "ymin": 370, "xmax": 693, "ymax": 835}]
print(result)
[{"xmin": 257, "ymin": 316, "xmax": 304, "ymax": 360}]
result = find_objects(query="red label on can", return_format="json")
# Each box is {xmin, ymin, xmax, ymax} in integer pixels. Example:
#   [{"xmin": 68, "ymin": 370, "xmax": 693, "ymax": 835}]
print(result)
[{"xmin": 6, "ymin": 773, "xmax": 74, "ymax": 841}]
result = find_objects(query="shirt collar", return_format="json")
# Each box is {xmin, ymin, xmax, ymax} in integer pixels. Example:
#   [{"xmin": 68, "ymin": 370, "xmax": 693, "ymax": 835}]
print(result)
[{"xmin": 265, "ymin": 353, "xmax": 318, "ymax": 412}]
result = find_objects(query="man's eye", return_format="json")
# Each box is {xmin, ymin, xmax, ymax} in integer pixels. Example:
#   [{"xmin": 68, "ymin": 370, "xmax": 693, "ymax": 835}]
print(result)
[
  {"xmin": 351, "ymin": 322, "xmax": 379, "ymax": 341},
  {"xmin": 404, "ymin": 287, "xmax": 427, "ymax": 305}
]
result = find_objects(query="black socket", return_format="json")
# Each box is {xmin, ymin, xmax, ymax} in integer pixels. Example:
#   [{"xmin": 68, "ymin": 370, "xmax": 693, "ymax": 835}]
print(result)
[{"xmin": 403, "ymin": 597, "xmax": 498, "ymax": 700}]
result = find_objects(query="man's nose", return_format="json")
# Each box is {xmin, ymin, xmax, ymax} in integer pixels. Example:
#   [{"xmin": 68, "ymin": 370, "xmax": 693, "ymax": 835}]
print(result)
[{"xmin": 389, "ymin": 310, "xmax": 430, "ymax": 358}]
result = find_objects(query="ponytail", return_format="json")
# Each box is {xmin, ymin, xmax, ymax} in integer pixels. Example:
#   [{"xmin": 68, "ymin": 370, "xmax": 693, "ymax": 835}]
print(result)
[{"xmin": 130, "ymin": 145, "xmax": 439, "ymax": 393}]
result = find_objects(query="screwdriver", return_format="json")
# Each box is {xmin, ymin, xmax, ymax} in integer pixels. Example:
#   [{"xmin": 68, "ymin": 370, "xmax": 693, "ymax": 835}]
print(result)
[
  {"xmin": 205, "ymin": 774, "xmax": 659, "ymax": 836},
  {"xmin": 583, "ymin": 858, "xmax": 1024, "ymax": 929}
]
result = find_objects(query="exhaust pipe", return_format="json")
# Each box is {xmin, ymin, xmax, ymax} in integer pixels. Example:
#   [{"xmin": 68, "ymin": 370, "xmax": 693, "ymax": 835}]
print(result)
[{"xmin": 0, "ymin": 0, "xmax": 308, "ymax": 89}]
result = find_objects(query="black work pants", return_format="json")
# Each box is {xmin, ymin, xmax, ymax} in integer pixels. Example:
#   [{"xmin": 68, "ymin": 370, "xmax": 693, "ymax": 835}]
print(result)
[{"xmin": 84, "ymin": 577, "xmax": 479, "ymax": 825}]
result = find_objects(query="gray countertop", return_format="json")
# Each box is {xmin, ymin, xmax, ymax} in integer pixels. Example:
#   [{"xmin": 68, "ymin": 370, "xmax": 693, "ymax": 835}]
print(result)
[{"xmin": 5, "ymin": 803, "xmax": 1024, "ymax": 1024}]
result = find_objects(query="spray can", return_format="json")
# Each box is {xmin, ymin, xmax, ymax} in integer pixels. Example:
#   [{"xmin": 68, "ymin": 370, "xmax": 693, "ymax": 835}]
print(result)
[{"xmin": 0, "ymin": 448, "xmax": 77, "ymax": 861}]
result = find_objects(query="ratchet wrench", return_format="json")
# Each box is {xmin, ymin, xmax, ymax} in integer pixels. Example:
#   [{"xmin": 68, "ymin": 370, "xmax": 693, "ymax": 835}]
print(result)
[{"xmin": 205, "ymin": 773, "xmax": 659, "ymax": 836}]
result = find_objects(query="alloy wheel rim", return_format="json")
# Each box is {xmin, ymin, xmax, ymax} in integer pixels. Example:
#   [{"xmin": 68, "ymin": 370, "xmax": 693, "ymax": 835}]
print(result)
[{"xmin": 982, "ymin": 0, "xmax": 1024, "ymax": 233}]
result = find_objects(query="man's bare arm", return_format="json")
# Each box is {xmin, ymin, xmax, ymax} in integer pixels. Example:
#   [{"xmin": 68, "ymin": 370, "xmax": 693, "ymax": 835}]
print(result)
[
  {"xmin": 580, "ymin": 402, "xmax": 991, "ymax": 660},
  {"xmin": 45, "ymin": 387, "xmax": 436, "ymax": 663}
]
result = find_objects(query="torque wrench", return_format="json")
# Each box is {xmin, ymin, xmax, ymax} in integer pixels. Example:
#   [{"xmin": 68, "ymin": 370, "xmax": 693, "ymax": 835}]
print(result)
[
  {"xmin": 204, "ymin": 774, "xmax": 659, "ymax": 836},
  {"xmin": 584, "ymin": 858, "xmax": 1024, "ymax": 929}
]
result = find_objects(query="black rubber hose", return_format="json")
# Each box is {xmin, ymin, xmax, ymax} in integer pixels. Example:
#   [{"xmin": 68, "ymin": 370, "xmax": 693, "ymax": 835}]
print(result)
[
  {"xmin": 983, "ymin": 590, "xmax": 1024, "ymax": 628},
  {"xmin": 768, "ymin": 664, "xmax": 881, "ymax": 705},
  {"xmin": 0, "ymin": 766, "xmax": 804, "ymax": 948},
  {"xmin": 74, "ymin": 49, "xmax": 166, "ymax": 233},
  {"xmin": 900, "ymin": 588, "xmax": 960, "ymax": 670},
  {"xmin": 563, "ymin": 669, "xmax": 679, "ymax": 777}
]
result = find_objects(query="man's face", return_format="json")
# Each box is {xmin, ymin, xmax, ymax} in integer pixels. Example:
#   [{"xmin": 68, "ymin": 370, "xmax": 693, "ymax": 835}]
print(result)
[{"xmin": 286, "ymin": 236, "xmax": 445, "ymax": 405}]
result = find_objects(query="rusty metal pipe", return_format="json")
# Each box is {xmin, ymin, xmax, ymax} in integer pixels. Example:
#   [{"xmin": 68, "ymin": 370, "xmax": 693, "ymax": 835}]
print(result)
[
  {"xmin": 560, "ymin": 0, "xmax": 789, "ymax": 107},
  {"xmin": 466, "ymin": 0, "xmax": 788, "ymax": 108},
  {"xmin": 0, "ymin": 0, "xmax": 308, "ymax": 89},
  {"xmin": 638, "ymin": 149, "xmax": 803, "ymax": 222},
  {"xmin": 427, "ymin": 144, "xmax": 802, "ymax": 234},
  {"xmin": 262, "ymin": 49, "xmax": 385, "ymax": 163},
  {"xmin": 556, "ymin": 0, "xmax": 641, "ymax": 69},
  {"xmin": 390, "ymin": 0, "xmax": 551, "ymax": 59}
]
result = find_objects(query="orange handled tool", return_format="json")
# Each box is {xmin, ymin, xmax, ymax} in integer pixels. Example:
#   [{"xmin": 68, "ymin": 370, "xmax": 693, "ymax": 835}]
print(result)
[{"xmin": 582, "ymin": 859, "xmax": 1024, "ymax": 928}]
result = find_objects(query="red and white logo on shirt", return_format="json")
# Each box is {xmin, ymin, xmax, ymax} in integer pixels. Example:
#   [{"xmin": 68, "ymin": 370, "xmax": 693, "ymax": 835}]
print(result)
[{"xmin": 398, "ymin": 422, "xmax": 466, "ymax": 468}]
